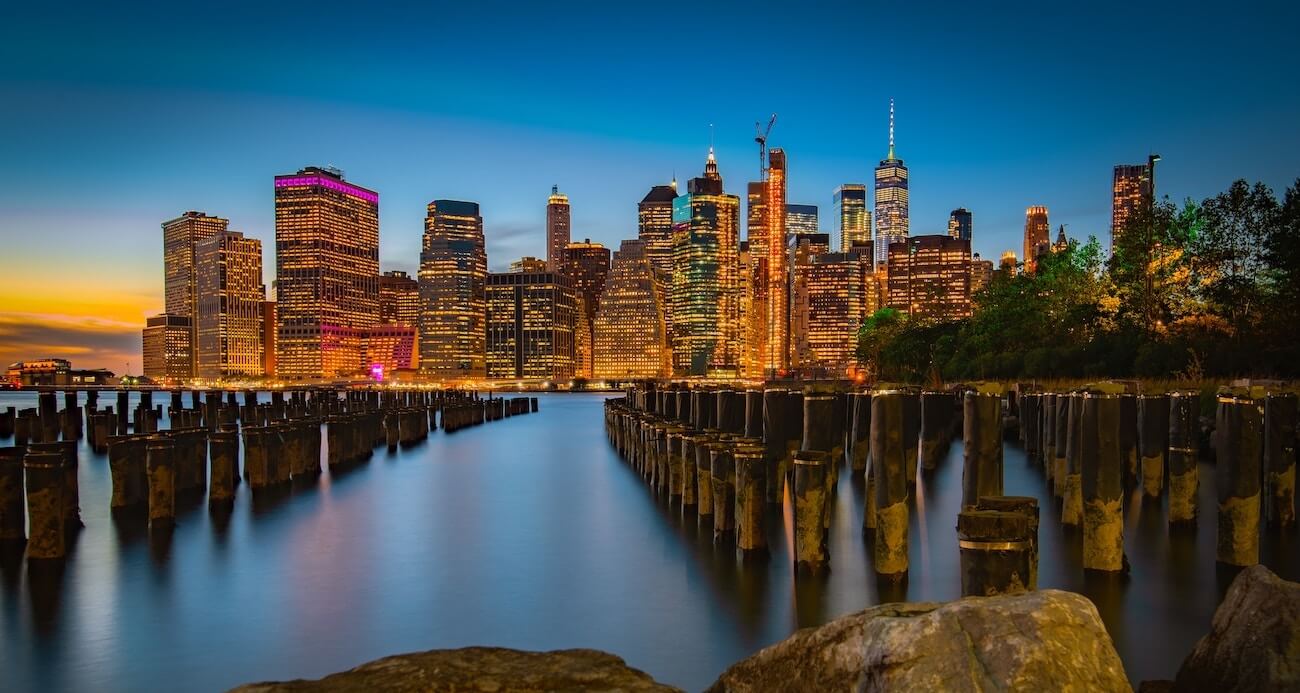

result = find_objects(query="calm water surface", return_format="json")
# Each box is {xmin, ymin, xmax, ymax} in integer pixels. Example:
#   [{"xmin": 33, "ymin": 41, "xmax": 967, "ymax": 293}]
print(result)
[{"xmin": 0, "ymin": 391, "xmax": 1297, "ymax": 691}]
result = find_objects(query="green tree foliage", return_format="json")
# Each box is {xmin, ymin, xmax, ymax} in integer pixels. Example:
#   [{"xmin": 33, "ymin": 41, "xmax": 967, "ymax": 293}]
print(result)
[{"xmin": 855, "ymin": 179, "xmax": 1300, "ymax": 382}]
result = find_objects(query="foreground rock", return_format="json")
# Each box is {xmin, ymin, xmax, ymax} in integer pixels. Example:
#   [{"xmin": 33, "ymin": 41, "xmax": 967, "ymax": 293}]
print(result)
[
  {"xmin": 707, "ymin": 589, "xmax": 1130, "ymax": 692},
  {"xmin": 231, "ymin": 647, "xmax": 680, "ymax": 692},
  {"xmin": 1174, "ymin": 565, "xmax": 1300, "ymax": 692}
]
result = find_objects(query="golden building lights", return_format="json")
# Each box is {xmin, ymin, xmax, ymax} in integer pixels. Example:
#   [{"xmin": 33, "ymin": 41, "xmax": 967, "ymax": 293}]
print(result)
[
  {"xmin": 764, "ymin": 148, "xmax": 789, "ymax": 374},
  {"xmin": 1023, "ymin": 205, "xmax": 1050, "ymax": 273},
  {"xmin": 196, "ymin": 230, "xmax": 265, "ymax": 378},
  {"xmin": 835, "ymin": 184, "xmax": 870, "ymax": 252},
  {"xmin": 162, "ymin": 210, "xmax": 228, "ymax": 377},
  {"xmin": 1111, "ymin": 155, "xmax": 1159, "ymax": 253},
  {"xmin": 486, "ymin": 268, "xmax": 576, "ymax": 381},
  {"xmin": 874, "ymin": 100, "xmax": 909, "ymax": 268},
  {"xmin": 546, "ymin": 185, "xmax": 571, "ymax": 272},
  {"xmin": 563, "ymin": 240, "xmax": 611, "ymax": 380},
  {"xmin": 419, "ymin": 199, "xmax": 487, "ymax": 379},
  {"xmin": 887, "ymin": 235, "xmax": 972, "ymax": 322},
  {"xmin": 142, "ymin": 313, "xmax": 193, "ymax": 382},
  {"xmin": 593, "ymin": 240, "xmax": 670, "ymax": 380}
]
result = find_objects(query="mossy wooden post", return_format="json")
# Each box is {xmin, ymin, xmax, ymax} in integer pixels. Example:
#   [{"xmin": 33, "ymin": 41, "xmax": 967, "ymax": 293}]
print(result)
[
  {"xmin": 849, "ymin": 392, "xmax": 871, "ymax": 476},
  {"xmin": 735, "ymin": 443, "xmax": 766, "ymax": 552},
  {"xmin": 1263, "ymin": 393, "xmax": 1296, "ymax": 528},
  {"xmin": 1019, "ymin": 393, "xmax": 1039, "ymax": 463},
  {"xmin": 665, "ymin": 428, "xmax": 683, "ymax": 499},
  {"xmin": 920, "ymin": 391, "xmax": 952, "ymax": 472},
  {"xmin": 872, "ymin": 391, "xmax": 908, "ymax": 578},
  {"xmin": 717, "ymin": 390, "xmax": 745, "ymax": 436},
  {"xmin": 0, "ymin": 447, "xmax": 25, "ymax": 543},
  {"xmin": 744, "ymin": 390, "xmax": 763, "ymax": 440},
  {"xmin": 1216, "ymin": 395, "xmax": 1262, "ymax": 566},
  {"xmin": 1082, "ymin": 393, "xmax": 1124, "ymax": 572},
  {"xmin": 1052, "ymin": 395, "xmax": 1069, "ymax": 498},
  {"xmin": 29, "ymin": 441, "xmax": 80, "ymax": 530},
  {"xmin": 244, "ymin": 427, "xmax": 269, "ymax": 488},
  {"xmin": 24, "ymin": 451, "xmax": 64, "ymax": 559},
  {"xmin": 901, "ymin": 390, "xmax": 920, "ymax": 485},
  {"xmin": 384, "ymin": 409, "xmax": 399, "ymax": 451},
  {"xmin": 62, "ymin": 391, "xmax": 80, "ymax": 440},
  {"xmin": 680, "ymin": 433, "xmax": 699, "ymax": 507},
  {"xmin": 957, "ymin": 509, "xmax": 1032, "ymax": 596},
  {"xmin": 976, "ymin": 496, "xmax": 1039, "ymax": 589},
  {"xmin": 793, "ymin": 450, "xmax": 829, "ymax": 574},
  {"xmin": 1040, "ymin": 393, "xmax": 1056, "ymax": 480},
  {"xmin": 762, "ymin": 389, "xmax": 801, "ymax": 504},
  {"xmin": 1138, "ymin": 394, "xmax": 1170, "ymax": 499},
  {"xmin": 1118, "ymin": 394, "xmax": 1139, "ymax": 487},
  {"xmin": 695, "ymin": 434, "xmax": 715, "ymax": 519},
  {"xmin": 209, "ymin": 430, "xmax": 237, "ymax": 503},
  {"xmin": 962, "ymin": 392, "xmax": 1003, "ymax": 508},
  {"xmin": 146, "ymin": 437, "xmax": 176, "ymax": 529},
  {"xmin": 710, "ymin": 440, "xmax": 736, "ymax": 542},
  {"xmin": 38, "ymin": 392, "xmax": 58, "ymax": 443},
  {"xmin": 801, "ymin": 393, "xmax": 837, "ymax": 528},
  {"xmin": 1167, "ymin": 392, "xmax": 1200, "ymax": 525},
  {"xmin": 1061, "ymin": 393, "xmax": 1085, "ymax": 527}
]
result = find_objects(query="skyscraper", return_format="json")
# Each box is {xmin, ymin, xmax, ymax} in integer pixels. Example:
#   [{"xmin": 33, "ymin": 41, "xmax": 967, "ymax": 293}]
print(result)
[
  {"xmin": 142, "ymin": 313, "xmax": 193, "ymax": 382},
  {"xmin": 834, "ymin": 184, "xmax": 870, "ymax": 252},
  {"xmin": 792, "ymin": 252, "xmax": 875, "ymax": 373},
  {"xmin": 638, "ymin": 182, "xmax": 677, "ymax": 279},
  {"xmin": 764, "ymin": 148, "xmax": 789, "ymax": 374},
  {"xmin": 1111, "ymin": 155, "xmax": 1159, "ymax": 253},
  {"xmin": 887, "ymin": 235, "xmax": 972, "ymax": 322},
  {"xmin": 671, "ymin": 147, "xmax": 741, "ymax": 376},
  {"xmin": 379, "ymin": 271, "xmax": 421, "ymax": 330},
  {"xmin": 377, "ymin": 270, "xmax": 420, "ymax": 371},
  {"xmin": 563, "ymin": 240, "xmax": 611, "ymax": 380},
  {"xmin": 485, "ymin": 269, "xmax": 576, "ymax": 381},
  {"xmin": 1023, "ymin": 206, "xmax": 1050, "ymax": 273},
  {"xmin": 593, "ymin": 240, "xmax": 670, "ymax": 381},
  {"xmin": 419, "ymin": 200, "xmax": 487, "ymax": 379},
  {"xmin": 786, "ymin": 204, "xmax": 818, "ymax": 236},
  {"xmin": 948, "ymin": 208, "xmax": 972, "ymax": 241},
  {"xmin": 273, "ymin": 167, "xmax": 379, "ymax": 380},
  {"xmin": 546, "ymin": 185, "xmax": 571, "ymax": 272},
  {"xmin": 196, "ymin": 230, "xmax": 265, "ymax": 378},
  {"xmin": 970, "ymin": 253, "xmax": 995, "ymax": 295},
  {"xmin": 745, "ymin": 180, "xmax": 770, "ymax": 379},
  {"xmin": 162, "ymin": 210, "xmax": 228, "ymax": 377},
  {"xmin": 874, "ymin": 100, "xmax": 909, "ymax": 268}
]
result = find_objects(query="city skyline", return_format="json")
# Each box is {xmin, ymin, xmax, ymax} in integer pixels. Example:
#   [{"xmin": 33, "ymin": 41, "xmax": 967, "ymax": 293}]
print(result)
[{"xmin": 3, "ymin": 2, "xmax": 1299, "ymax": 371}]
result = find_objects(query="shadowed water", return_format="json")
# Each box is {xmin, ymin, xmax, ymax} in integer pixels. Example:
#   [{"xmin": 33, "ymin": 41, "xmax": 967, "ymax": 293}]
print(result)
[{"xmin": 0, "ymin": 391, "xmax": 1296, "ymax": 691}]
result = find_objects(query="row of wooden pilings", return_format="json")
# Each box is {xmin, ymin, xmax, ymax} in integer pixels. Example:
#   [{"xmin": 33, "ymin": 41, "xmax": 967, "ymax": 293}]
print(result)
[
  {"xmin": 603, "ymin": 385, "xmax": 1040, "ymax": 597},
  {"xmin": 1012, "ymin": 387, "xmax": 1296, "ymax": 570},
  {"xmin": 0, "ymin": 388, "xmax": 538, "ymax": 562}
]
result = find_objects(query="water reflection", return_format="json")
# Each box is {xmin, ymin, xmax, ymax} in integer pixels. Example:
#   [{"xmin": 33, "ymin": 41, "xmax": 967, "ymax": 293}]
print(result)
[{"xmin": 0, "ymin": 391, "xmax": 1297, "ymax": 692}]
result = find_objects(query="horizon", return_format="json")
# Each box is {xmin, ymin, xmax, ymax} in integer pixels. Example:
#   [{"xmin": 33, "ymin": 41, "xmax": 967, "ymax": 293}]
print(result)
[{"xmin": 2, "ymin": 0, "xmax": 1299, "ymax": 371}]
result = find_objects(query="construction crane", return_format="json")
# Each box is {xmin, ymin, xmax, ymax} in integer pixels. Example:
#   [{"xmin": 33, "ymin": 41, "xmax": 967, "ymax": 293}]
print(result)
[{"xmin": 755, "ymin": 113, "xmax": 777, "ymax": 179}]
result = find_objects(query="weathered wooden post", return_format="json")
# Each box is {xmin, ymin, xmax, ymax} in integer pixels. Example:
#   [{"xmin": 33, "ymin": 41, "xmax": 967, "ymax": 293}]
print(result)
[
  {"xmin": 209, "ymin": 430, "xmax": 237, "ymax": 504},
  {"xmin": 1168, "ymin": 391, "xmax": 1200, "ymax": 525},
  {"xmin": 0, "ymin": 447, "xmax": 25, "ymax": 543},
  {"xmin": 1081, "ymin": 393, "xmax": 1124, "ymax": 572},
  {"xmin": 1264, "ymin": 393, "xmax": 1297, "ymax": 528},
  {"xmin": 62, "ymin": 391, "xmax": 81, "ymax": 440},
  {"xmin": 743, "ymin": 390, "xmax": 763, "ymax": 440},
  {"xmin": 801, "ymin": 392, "xmax": 838, "ymax": 529},
  {"xmin": 710, "ymin": 439, "xmax": 736, "ymax": 541},
  {"xmin": 244, "ymin": 427, "xmax": 269, "ymax": 488},
  {"xmin": 695, "ymin": 433, "xmax": 716, "ymax": 520},
  {"xmin": 1052, "ymin": 395, "xmax": 1069, "ymax": 498},
  {"xmin": 962, "ymin": 392, "xmax": 1003, "ymax": 508},
  {"xmin": 146, "ymin": 437, "xmax": 176, "ymax": 528},
  {"xmin": 872, "ymin": 391, "xmax": 909, "ymax": 578},
  {"xmin": 849, "ymin": 392, "xmax": 871, "ymax": 476},
  {"xmin": 1040, "ymin": 393, "xmax": 1057, "ymax": 479},
  {"xmin": 38, "ymin": 392, "xmax": 59, "ymax": 442},
  {"xmin": 1216, "ymin": 395, "xmax": 1261, "ymax": 566},
  {"xmin": 958, "ymin": 508, "xmax": 1033, "ymax": 596},
  {"xmin": 1062, "ymin": 393, "xmax": 1084, "ymax": 527},
  {"xmin": 792, "ymin": 450, "xmax": 829, "ymax": 573},
  {"xmin": 24, "ymin": 451, "xmax": 64, "ymax": 558},
  {"xmin": 762, "ymin": 389, "xmax": 801, "ymax": 503},
  {"xmin": 734, "ymin": 442, "xmax": 766, "ymax": 552},
  {"xmin": 116, "ymin": 390, "xmax": 130, "ymax": 435},
  {"xmin": 976, "ymin": 496, "xmax": 1039, "ymax": 589},
  {"xmin": 717, "ymin": 390, "xmax": 745, "ymax": 436},
  {"xmin": 29, "ymin": 441, "xmax": 80, "ymax": 530},
  {"xmin": 902, "ymin": 390, "xmax": 920, "ymax": 485},
  {"xmin": 1138, "ymin": 394, "xmax": 1170, "ymax": 499},
  {"xmin": 1118, "ymin": 394, "xmax": 1138, "ymax": 487},
  {"xmin": 680, "ymin": 432, "xmax": 699, "ymax": 507},
  {"xmin": 1019, "ymin": 392, "xmax": 1039, "ymax": 463}
]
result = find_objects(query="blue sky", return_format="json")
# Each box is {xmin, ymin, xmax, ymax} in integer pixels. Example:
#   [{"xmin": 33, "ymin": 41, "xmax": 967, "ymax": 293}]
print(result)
[{"xmin": 1, "ymin": 1, "xmax": 1298, "ymax": 369}]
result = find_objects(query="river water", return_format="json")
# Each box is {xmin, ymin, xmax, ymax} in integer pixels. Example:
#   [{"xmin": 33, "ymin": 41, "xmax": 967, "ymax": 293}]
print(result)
[{"xmin": 0, "ymin": 391, "xmax": 1296, "ymax": 691}]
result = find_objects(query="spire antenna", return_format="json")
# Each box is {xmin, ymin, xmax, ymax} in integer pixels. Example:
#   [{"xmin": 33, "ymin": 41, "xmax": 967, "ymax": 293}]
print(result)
[{"xmin": 888, "ymin": 98, "xmax": 896, "ymax": 160}]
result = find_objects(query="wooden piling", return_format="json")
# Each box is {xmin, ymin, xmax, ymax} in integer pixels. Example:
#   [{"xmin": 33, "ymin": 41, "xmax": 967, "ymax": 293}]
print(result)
[
  {"xmin": 1216, "ymin": 395, "xmax": 1261, "ymax": 566},
  {"xmin": 1081, "ymin": 393, "xmax": 1124, "ymax": 572},
  {"xmin": 849, "ymin": 392, "xmax": 871, "ymax": 476},
  {"xmin": 976, "ymin": 496, "xmax": 1039, "ymax": 589},
  {"xmin": 762, "ymin": 389, "xmax": 801, "ymax": 503},
  {"xmin": 710, "ymin": 440, "xmax": 736, "ymax": 541},
  {"xmin": 962, "ymin": 392, "xmax": 1003, "ymax": 508},
  {"xmin": 793, "ymin": 450, "xmax": 829, "ymax": 574},
  {"xmin": 957, "ymin": 509, "xmax": 1032, "ymax": 596},
  {"xmin": 0, "ymin": 447, "xmax": 25, "ymax": 543},
  {"xmin": 24, "ymin": 451, "xmax": 64, "ymax": 559},
  {"xmin": 209, "ymin": 430, "xmax": 237, "ymax": 503},
  {"xmin": 1139, "ymin": 394, "xmax": 1170, "ymax": 499},
  {"xmin": 146, "ymin": 437, "xmax": 176, "ymax": 528},
  {"xmin": 1264, "ymin": 393, "xmax": 1296, "ymax": 528},
  {"xmin": 872, "ymin": 391, "xmax": 908, "ymax": 578},
  {"xmin": 1168, "ymin": 392, "xmax": 1200, "ymax": 525},
  {"xmin": 1118, "ymin": 394, "xmax": 1138, "ymax": 487},
  {"xmin": 1052, "ymin": 395, "xmax": 1069, "ymax": 498},
  {"xmin": 734, "ymin": 443, "xmax": 766, "ymax": 552},
  {"xmin": 1062, "ymin": 393, "xmax": 1084, "ymax": 527},
  {"xmin": 901, "ymin": 391, "xmax": 920, "ymax": 485}
]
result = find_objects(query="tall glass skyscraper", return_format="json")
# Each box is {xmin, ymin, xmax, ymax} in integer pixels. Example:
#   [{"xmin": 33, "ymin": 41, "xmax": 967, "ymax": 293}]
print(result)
[
  {"xmin": 546, "ymin": 185, "xmax": 570, "ymax": 272},
  {"xmin": 764, "ymin": 148, "xmax": 789, "ymax": 374},
  {"xmin": 1111, "ymin": 155, "xmax": 1159, "ymax": 253},
  {"xmin": 162, "ymin": 210, "xmax": 228, "ymax": 378},
  {"xmin": 196, "ymin": 230, "xmax": 265, "ymax": 378},
  {"xmin": 1023, "ymin": 206, "xmax": 1050, "ymax": 273},
  {"xmin": 834, "ymin": 184, "xmax": 870, "ymax": 252},
  {"xmin": 786, "ymin": 204, "xmax": 818, "ymax": 236},
  {"xmin": 948, "ymin": 208, "xmax": 972, "ymax": 241},
  {"xmin": 419, "ymin": 200, "xmax": 487, "ymax": 379},
  {"xmin": 874, "ymin": 100, "xmax": 909, "ymax": 268},
  {"xmin": 273, "ymin": 167, "xmax": 379, "ymax": 380}
]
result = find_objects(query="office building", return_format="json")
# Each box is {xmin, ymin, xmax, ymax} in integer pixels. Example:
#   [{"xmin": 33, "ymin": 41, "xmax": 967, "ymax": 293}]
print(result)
[
  {"xmin": 419, "ymin": 200, "xmax": 487, "ymax": 379},
  {"xmin": 380, "ymin": 271, "xmax": 421, "ymax": 329},
  {"xmin": 948, "ymin": 208, "xmax": 972, "ymax": 241},
  {"xmin": 1112, "ymin": 155, "xmax": 1159, "ymax": 252},
  {"xmin": 887, "ymin": 235, "xmax": 972, "ymax": 322},
  {"xmin": 196, "ymin": 230, "xmax": 265, "ymax": 378},
  {"xmin": 142, "ymin": 314, "xmax": 193, "ymax": 382},
  {"xmin": 786, "ymin": 204, "xmax": 818, "ymax": 236},
  {"xmin": 1023, "ymin": 206, "xmax": 1050, "ymax": 273},
  {"xmin": 162, "ymin": 211, "xmax": 228, "ymax": 377},
  {"xmin": 764, "ymin": 148, "xmax": 789, "ymax": 374},
  {"xmin": 274, "ymin": 167, "xmax": 380, "ymax": 380},
  {"xmin": 793, "ymin": 252, "xmax": 875, "ymax": 373},
  {"xmin": 593, "ymin": 240, "xmax": 670, "ymax": 380},
  {"xmin": 546, "ymin": 185, "xmax": 570, "ymax": 272},
  {"xmin": 261, "ymin": 301, "xmax": 277, "ymax": 377},
  {"xmin": 563, "ymin": 240, "xmax": 611, "ymax": 379},
  {"xmin": 485, "ymin": 270, "xmax": 576, "ymax": 381},
  {"xmin": 835, "ymin": 184, "xmax": 870, "ymax": 252},
  {"xmin": 638, "ymin": 182, "xmax": 677, "ymax": 279},
  {"xmin": 874, "ymin": 100, "xmax": 909, "ymax": 267},
  {"xmin": 970, "ymin": 253, "xmax": 995, "ymax": 295}
]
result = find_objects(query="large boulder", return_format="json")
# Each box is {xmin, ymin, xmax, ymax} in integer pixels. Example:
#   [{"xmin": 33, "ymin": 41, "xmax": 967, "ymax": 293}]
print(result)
[
  {"xmin": 231, "ymin": 646, "xmax": 680, "ymax": 692},
  {"xmin": 708, "ymin": 590, "xmax": 1130, "ymax": 692},
  {"xmin": 1174, "ymin": 565, "xmax": 1300, "ymax": 692}
]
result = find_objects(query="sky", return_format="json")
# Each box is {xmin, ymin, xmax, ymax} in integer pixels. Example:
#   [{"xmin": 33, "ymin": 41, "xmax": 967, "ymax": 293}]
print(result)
[{"xmin": 1, "ymin": 1, "xmax": 1298, "ymax": 372}]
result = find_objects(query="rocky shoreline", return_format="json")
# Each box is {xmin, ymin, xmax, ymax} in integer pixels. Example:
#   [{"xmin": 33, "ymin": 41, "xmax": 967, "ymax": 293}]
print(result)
[{"xmin": 233, "ymin": 566, "xmax": 1297, "ymax": 692}]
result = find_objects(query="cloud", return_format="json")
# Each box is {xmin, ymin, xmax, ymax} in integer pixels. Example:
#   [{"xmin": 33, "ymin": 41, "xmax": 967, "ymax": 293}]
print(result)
[{"xmin": 0, "ymin": 312, "xmax": 140, "ymax": 373}]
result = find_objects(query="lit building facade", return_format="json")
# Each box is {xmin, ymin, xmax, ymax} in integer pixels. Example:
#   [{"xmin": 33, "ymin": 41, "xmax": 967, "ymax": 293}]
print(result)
[
  {"xmin": 363, "ymin": 324, "xmax": 416, "ymax": 376},
  {"xmin": 786, "ymin": 204, "xmax": 818, "ymax": 236},
  {"xmin": 874, "ymin": 100, "xmax": 909, "ymax": 268},
  {"xmin": 419, "ymin": 200, "xmax": 487, "ymax": 380},
  {"xmin": 745, "ymin": 180, "xmax": 770, "ymax": 379},
  {"xmin": 638, "ymin": 183, "xmax": 677, "ymax": 279},
  {"xmin": 142, "ymin": 313, "xmax": 193, "ymax": 382},
  {"xmin": 593, "ymin": 240, "xmax": 670, "ymax": 380},
  {"xmin": 273, "ymin": 167, "xmax": 380, "ymax": 380},
  {"xmin": 948, "ymin": 208, "xmax": 972, "ymax": 241},
  {"xmin": 376, "ymin": 270, "xmax": 419, "ymax": 371},
  {"xmin": 485, "ymin": 270, "xmax": 576, "ymax": 381},
  {"xmin": 510, "ymin": 257, "xmax": 548, "ymax": 273},
  {"xmin": 162, "ymin": 211, "xmax": 228, "ymax": 377},
  {"xmin": 261, "ymin": 301, "xmax": 277, "ymax": 377},
  {"xmin": 196, "ymin": 230, "xmax": 265, "ymax": 379},
  {"xmin": 1023, "ymin": 205, "xmax": 1050, "ymax": 273},
  {"xmin": 546, "ymin": 185, "xmax": 570, "ymax": 272},
  {"xmin": 563, "ymin": 240, "xmax": 611, "ymax": 380},
  {"xmin": 793, "ymin": 252, "xmax": 875, "ymax": 373},
  {"xmin": 764, "ymin": 148, "xmax": 790, "ymax": 374},
  {"xmin": 671, "ymin": 148, "xmax": 741, "ymax": 377},
  {"xmin": 970, "ymin": 253, "xmax": 995, "ymax": 296},
  {"xmin": 834, "ymin": 184, "xmax": 870, "ymax": 252},
  {"xmin": 1111, "ymin": 155, "xmax": 1159, "ymax": 253},
  {"xmin": 887, "ymin": 235, "xmax": 972, "ymax": 322},
  {"xmin": 380, "ymin": 270, "xmax": 421, "ymax": 330}
]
